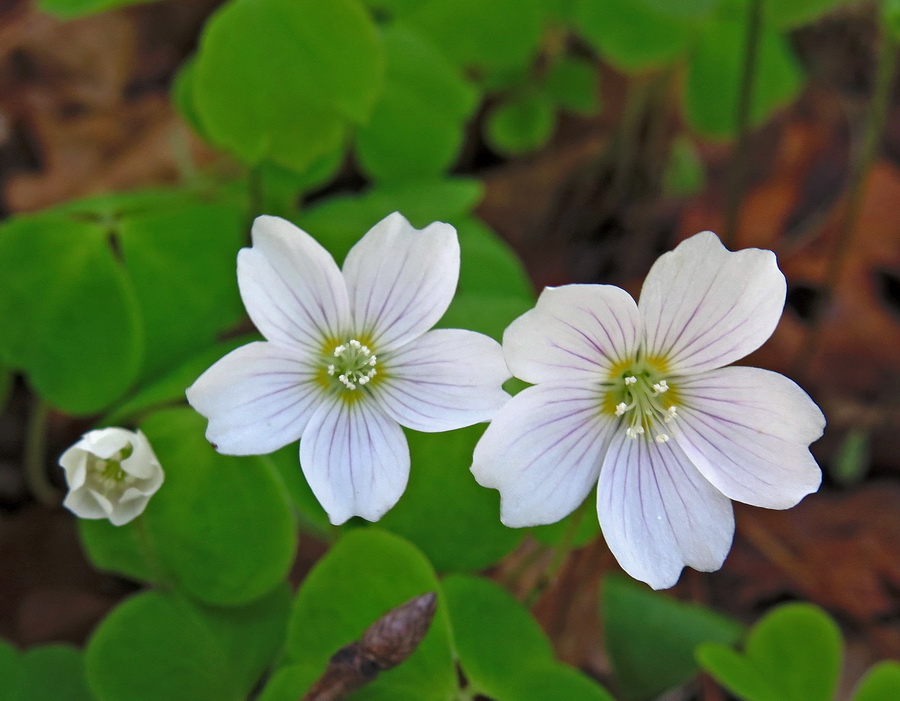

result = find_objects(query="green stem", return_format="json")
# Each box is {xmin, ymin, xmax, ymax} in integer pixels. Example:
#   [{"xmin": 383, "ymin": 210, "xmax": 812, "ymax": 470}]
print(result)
[
  {"xmin": 792, "ymin": 24, "xmax": 899, "ymax": 377},
  {"xmin": 247, "ymin": 165, "xmax": 265, "ymax": 223},
  {"xmin": 523, "ymin": 497, "xmax": 591, "ymax": 608},
  {"xmin": 24, "ymin": 397, "xmax": 56, "ymax": 506},
  {"xmin": 723, "ymin": 0, "xmax": 764, "ymax": 248}
]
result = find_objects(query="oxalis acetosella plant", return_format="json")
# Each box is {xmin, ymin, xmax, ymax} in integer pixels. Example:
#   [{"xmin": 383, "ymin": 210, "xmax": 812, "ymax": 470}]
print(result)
[{"xmin": 185, "ymin": 215, "xmax": 824, "ymax": 591}]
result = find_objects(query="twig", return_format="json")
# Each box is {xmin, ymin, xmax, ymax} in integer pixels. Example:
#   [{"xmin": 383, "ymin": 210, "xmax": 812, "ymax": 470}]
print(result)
[
  {"xmin": 723, "ymin": 0, "xmax": 764, "ymax": 248},
  {"xmin": 301, "ymin": 592, "xmax": 438, "ymax": 701}
]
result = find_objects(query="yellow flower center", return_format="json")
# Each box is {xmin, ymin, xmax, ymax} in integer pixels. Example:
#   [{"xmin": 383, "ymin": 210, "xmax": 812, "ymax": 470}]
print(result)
[
  {"xmin": 603, "ymin": 355, "xmax": 679, "ymax": 443},
  {"xmin": 323, "ymin": 338, "xmax": 379, "ymax": 392}
]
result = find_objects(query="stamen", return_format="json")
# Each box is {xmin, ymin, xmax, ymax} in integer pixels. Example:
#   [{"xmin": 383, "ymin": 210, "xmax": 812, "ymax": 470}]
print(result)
[
  {"xmin": 615, "ymin": 402, "xmax": 627, "ymax": 416},
  {"xmin": 624, "ymin": 375, "xmax": 637, "ymax": 385},
  {"xmin": 326, "ymin": 339, "xmax": 379, "ymax": 392},
  {"xmin": 652, "ymin": 380, "xmax": 669, "ymax": 393},
  {"xmin": 655, "ymin": 434, "xmax": 669, "ymax": 443}
]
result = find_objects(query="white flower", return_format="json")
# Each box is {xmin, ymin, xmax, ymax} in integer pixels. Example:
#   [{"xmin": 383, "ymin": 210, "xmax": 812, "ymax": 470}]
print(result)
[
  {"xmin": 186, "ymin": 212, "xmax": 510, "ymax": 525},
  {"xmin": 471, "ymin": 231, "xmax": 825, "ymax": 589},
  {"xmin": 59, "ymin": 427, "xmax": 164, "ymax": 526}
]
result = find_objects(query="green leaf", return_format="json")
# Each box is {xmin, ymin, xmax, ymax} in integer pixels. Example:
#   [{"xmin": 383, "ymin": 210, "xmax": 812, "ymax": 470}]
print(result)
[
  {"xmin": 603, "ymin": 575, "xmax": 744, "ymax": 701},
  {"xmin": 405, "ymin": 0, "xmax": 543, "ymax": 71},
  {"xmin": 573, "ymin": 0, "xmax": 696, "ymax": 72},
  {"xmin": 86, "ymin": 588, "xmax": 287, "ymax": 701},
  {"xmin": 380, "ymin": 426, "xmax": 523, "ymax": 572},
  {"xmin": 442, "ymin": 574, "xmax": 553, "ymax": 697},
  {"xmin": 80, "ymin": 408, "xmax": 296, "ymax": 606},
  {"xmin": 298, "ymin": 178, "xmax": 483, "ymax": 262},
  {"xmin": 356, "ymin": 26, "xmax": 479, "ymax": 180},
  {"xmin": 663, "ymin": 134, "xmax": 706, "ymax": 197},
  {"xmin": 256, "ymin": 152, "xmax": 346, "ymax": 218},
  {"xmin": 486, "ymin": 93, "xmax": 555, "ymax": 155},
  {"xmin": 437, "ymin": 292, "xmax": 533, "ymax": 342},
  {"xmin": 638, "ymin": 0, "xmax": 720, "ymax": 19},
  {"xmin": 531, "ymin": 497, "xmax": 600, "ymax": 548},
  {"xmin": 0, "ymin": 214, "xmax": 142, "ymax": 414},
  {"xmin": 38, "ymin": 0, "xmax": 158, "ymax": 18},
  {"xmin": 886, "ymin": 0, "xmax": 900, "ymax": 41},
  {"xmin": 102, "ymin": 335, "xmax": 255, "ymax": 425},
  {"xmin": 191, "ymin": 0, "xmax": 383, "ymax": 170},
  {"xmin": 852, "ymin": 662, "xmax": 900, "ymax": 701},
  {"xmin": 765, "ymin": 0, "xmax": 845, "ymax": 29},
  {"xmin": 264, "ymin": 443, "xmax": 333, "ymax": 538},
  {"xmin": 17, "ymin": 645, "xmax": 94, "ymax": 701},
  {"xmin": 455, "ymin": 218, "xmax": 534, "ymax": 300},
  {"xmin": 496, "ymin": 661, "xmax": 615, "ymax": 701},
  {"xmin": 684, "ymin": 18, "xmax": 803, "ymax": 138},
  {"xmin": 286, "ymin": 529, "xmax": 456, "ymax": 700},
  {"xmin": 697, "ymin": 603, "xmax": 842, "ymax": 701},
  {"xmin": 117, "ymin": 202, "xmax": 245, "ymax": 379},
  {"xmin": 542, "ymin": 56, "xmax": 600, "ymax": 116}
]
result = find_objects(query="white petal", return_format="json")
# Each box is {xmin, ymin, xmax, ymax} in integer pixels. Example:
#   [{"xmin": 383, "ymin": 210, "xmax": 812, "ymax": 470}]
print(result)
[
  {"xmin": 341, "ymin": 212, "xmax": 459, "ymax": 350},
  {"xmin": 63, "ymin": 488, "xmax": 108, "ymax": 520},
  {"xmin": 186, "ymin": 341, "xmax": 324, "ymax": 456},
  {"xmin": 673, "ymin": 366, "xmax": 824, "ymax": 509},
  {"xmin": 300, "ymin": 395, "xmax": 409, "ymax": 525},
  {"xmin": 238, "ymin": 215, "xmax": 351, "ymax": 353},
  {"xmin": 503, "ymin": 285, "xmax": 640, "ymax": 385},
  {"xmin": 598, "ymin": 433, "xmax": 734, "ymax": 590},
  {"xmin": 639, "ymin": 231, "xmax": 786, "ymax": 374},
  {"xmin": 108, "ymin": 495, "xmax": 151, "ymax": 526},
  {"xmin": 376, "ymin": 329, "xmax": 511, "ymax": 432},
  {"xmin": 471, "ymin": 382, "xmax": 616, "ymax": 527},
  {"xmin": 120, "ymin": 430, "xmax": 161, "ymax": 480}
]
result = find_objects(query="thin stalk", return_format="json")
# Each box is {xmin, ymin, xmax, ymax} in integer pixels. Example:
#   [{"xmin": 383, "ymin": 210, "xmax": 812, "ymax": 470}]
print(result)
[
  {"xmin": 24, "ymin": 397, "xmax": 56, "ymax": 506},
  {"xmin": 723, "ymin": 0, "xmax": 764, "ymax": 248},
  {"xmin": 792, "ymin": 25, "xmax": 899, "ymax": 377},
  {"xmin": 523, "ymin": 497, "xmax": 591, "ymax": 608}
]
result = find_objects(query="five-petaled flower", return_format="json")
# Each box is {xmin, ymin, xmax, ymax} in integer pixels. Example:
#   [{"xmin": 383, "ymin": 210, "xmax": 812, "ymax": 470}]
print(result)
[
  {"xmin": 471, "ymin": 231, "xmax": 825, "ymax": 589},
  {"xmin": 187, "ymin": 212, "xmax": 510, "ymax": 525},
  {"xmin": 59, "ymin": 427, "xmax": 164, "ymax": 526}
]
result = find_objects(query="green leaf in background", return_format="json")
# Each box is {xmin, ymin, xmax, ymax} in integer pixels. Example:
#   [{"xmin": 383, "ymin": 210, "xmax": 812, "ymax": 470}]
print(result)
[
  {"xmin": 852, "ymin": 662, "xmax": 900, "ymax": 701},
  {"xmin": 542, "ymin": 56, "xmax": 601, "ymax": 116},
  {"xmin": 0, "ymin": 215, "xmax": 142, "ymax": 414},
  {"xmin": 442, "ymin": 574, "xmax": 553, "ymax": 697},
  {"xmin": 255, "ymin": 151, "xmax": 346, "ymax": 218},
  {"xmin": 117, "ymin": 202, "xmax": 245, "ymax": 380},
  {"xmin": 404, "ymin": 0, "xmax": 543, "ymax": 71},
  {"xmin": 0, "ymin": 644, "xmax": 95, "ymax": 701},
  {"xmin": 38, "ymin": 0, "xmax": 159, "ymax": 18},
  {"xmin": 443, "ymin": 575, "xmax": 615, "ymax": 700},
  {"xmin": 603, "ymin": 575, "xmax": 744, "ymax": 701},
  {"xmin": 86, "ymin": 587, "xmax": 288, "ymax": 701},
  {"xmin": 356, "ymin": 26, "xmax": 479, "ymax": 180},
  {"xmin": 80, "ymin": 408, "xmax": 296, "ymax": 606},
  {"xmin": 286, "ymin": 529, "xmax": 456, "ymax": 701},
  {"xmin": 191, "ymin": 0, "xmax": 382, "ymax": 170},
  {"xmin": 697, "ymin": 603, "xmax": 842, "ymax": 701},
  {"xmin": 265, "ymin": 442, "xmax": 334, "ymax": 538},
  {"xmin": 573, "ymin": 0, "xmax": 696, "ymax": 72},
  {"xmin": 663, "ymin": 134, "xmax": 706, "ymax": 197},
  {"xmin": 531, "ymin": 496, "xmax": 600, "ymax": 548},
  {"xmin": 497, "ymin": 661, "xmax": 615, "ymax": 701},
  {"xmin": 437, "ymin": 293, "xmax": 534, "ymax": 342},
  {"xmin": 886, "ymin": 0, "xmax": 900, "ymax": 41},
  {"xmin": 764, "ymin": 0, "xmax": 845, "ymax": 29},
  {"xmin": 455, "ymin": 218, "xmax": 534, "ymax": 300},
  {"xmin": 102, "ymin": 335, "xmax": 255, "ymax": 425},
  {"xmin": 638, "ymin": 0, "xmax": 720, "ymax": 19},
  {"xmin": 684, "ymin": 17, "xmax": 803, "ymax": 138},
  {"xmin": 486, "ymin": 93, "xmax": 556, "ymax": 155},
  {"xmin": 380, "ymin": 426, "xmax": 523, "ymax": 572},
  {"xmin": 297, "ymin": 178, "xmax": 483, "ymax": 263}
]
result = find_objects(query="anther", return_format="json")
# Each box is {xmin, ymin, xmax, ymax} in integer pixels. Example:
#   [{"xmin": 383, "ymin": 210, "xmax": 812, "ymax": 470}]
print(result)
[
  {"xmin": 655, "ymin": 434, "xmax": 670, "ymax": 443},
  {"xmin": 615, "ymin": 402, "xmax": 627, "ymax": 416},
  {"xmin": 624, "ymin": 375, "xmax": 637, "ymax": 385},
  {"xmin": 652, "ymin": 380, "xmax": 669, "ymax": 393}
]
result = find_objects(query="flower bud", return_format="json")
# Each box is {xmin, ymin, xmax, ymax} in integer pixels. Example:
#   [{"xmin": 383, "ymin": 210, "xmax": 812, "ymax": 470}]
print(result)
[{"xmin": 59, "ymin": 427, "xmax": 164, "ymax": 526}]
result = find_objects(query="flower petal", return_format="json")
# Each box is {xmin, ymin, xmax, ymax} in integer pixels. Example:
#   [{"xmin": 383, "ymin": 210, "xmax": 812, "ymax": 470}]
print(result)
[
  {"xmin": 300, "ymin": 395, "xmax": 410, "ymax": 525},
  {"xmin": 503, "ymin": 284, "xmax": 640, "ymax": 384},
  {"xmin": 673, "ymin": 366, "xmax": 824, "ymax": 509},
  {"xmin": 376, "ymin": 329, "xmax": 511, "ymax": 432},
  {"xmin": 598, "ymin": 433, "xmax": 734, "ymax": 590},
  {"xmin": 186, "ymin": 341, "xmax": 324, "ymax": 456},
  {"xmin": 639, "ymin": 231, "xmax": 786, "ymax": 374},
  {"xmin": 238, "ymin": 215, "xmax": 351, "ymax": 353},
  {"xmin": 471, "ymin": 382, "xmax": 616, "ymax": 527},
  {"xmin": 341, "ymin": 212, "xmax": 459, "ymax": 350},
  {"xmin": 63, "ymin": 488, "xmax": 108, "ymax": 520}
]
